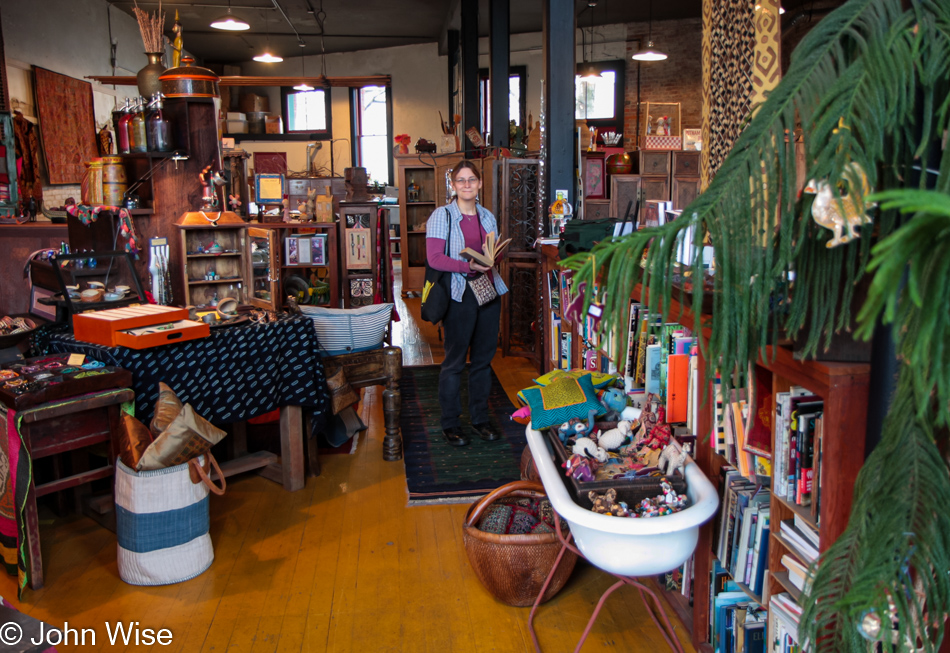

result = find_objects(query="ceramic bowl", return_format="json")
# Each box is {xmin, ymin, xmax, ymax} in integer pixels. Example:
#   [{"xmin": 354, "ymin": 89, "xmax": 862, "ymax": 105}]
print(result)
[
  {"xmin": 104, "ymin": 292, "xmax": 123, "ymax": 302},
  {"xmin": 81, "ymin": 289, "xmax": 104, "ymax": 303},
  {"xmin": 216, "ymin": 297, "xmax": 238, "ymax": 320},
  {"xmin": 88, "ymin": 281, "xmax": 106, "ymax": 290},
  {"xmin": 114, "ymin": 285, "xmax": 130, "ymax": 295}
]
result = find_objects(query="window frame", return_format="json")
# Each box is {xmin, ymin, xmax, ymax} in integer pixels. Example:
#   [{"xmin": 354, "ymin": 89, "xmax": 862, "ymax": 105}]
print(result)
[
  {"xmin": 477, "ymin": 65, "xmax": 528, "ymax": 141},
  {"xmin": 350, "ymin": 84, "xmax": 394, "ymax": 186},
  {"xmin": 574, "ymin": 60, "xmax": 626, "ymax": 137},
  {"xmin": 281, "ymin": 86, "xmax": 333, "ymax": 139}
]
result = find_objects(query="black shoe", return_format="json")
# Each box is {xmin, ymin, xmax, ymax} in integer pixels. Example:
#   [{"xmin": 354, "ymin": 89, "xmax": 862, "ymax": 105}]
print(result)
[
  {"xmin": 442, "ymin": 426, "xmax": 471, "ymax": 447},
  {"xmin": 472, "ymin": 422, "xmax": 502, "ymax": 442}
]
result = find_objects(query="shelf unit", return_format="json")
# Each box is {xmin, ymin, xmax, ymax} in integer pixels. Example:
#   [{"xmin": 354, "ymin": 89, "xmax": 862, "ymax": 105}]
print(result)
[
  {"xmin": 248, "ymin": 221, "xmax": 341, "ymax": 310},
  {"xmin": 176, "ymin": 211, "xmax": 249, "ymax": 310},
  {"xmin": 337, "ymin": 201, "xmax": 380, "ymax": 308},
  {"xmin": 538, "ymin": 243, "xmax": 872, "ymax": 651}
]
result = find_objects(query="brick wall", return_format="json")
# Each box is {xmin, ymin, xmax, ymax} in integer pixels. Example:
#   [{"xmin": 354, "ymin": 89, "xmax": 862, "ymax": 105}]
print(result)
[
  {"xmin": 42, "ymin": 184, "xmax": 81, "ymax": 209},
  {"xmin": 624, "ymin": 17, "xmax": 703, "ymax": 151}
]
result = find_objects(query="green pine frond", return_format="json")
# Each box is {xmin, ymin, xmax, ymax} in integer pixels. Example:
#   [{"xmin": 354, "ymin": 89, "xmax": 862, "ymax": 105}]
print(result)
[
  {"xmin": 800, "ymin": 371, "xmax": 950, "ymax": 652},
  {"xmin": 563, "ymin": 0, "xmax": 950, "ymax": 397},
  {"xmin": 856, "ymin": 189, "xmax": 950, "ymax": 427}
]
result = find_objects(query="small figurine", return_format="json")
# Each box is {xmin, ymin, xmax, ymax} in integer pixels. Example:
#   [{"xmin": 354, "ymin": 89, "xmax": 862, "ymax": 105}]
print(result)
[
  {"xmin": 394, "ymin": 133, "xmax": 411, "ymax": 155},
  {"xmin": 657, "ymin": 443, "xmax": 688, "ymax": 476},
  {"xmin": 572, "ymin": 436, "xmax": 608, "ymax": 463},
  {"xmin": 596, "ymin": 419, "xmax": 633, "ymax": 451},
  {"xmin": 804, "ymin": 161, "xmax": 875, "ymax": 248},
  {"xmin": 228, "ymin": 194, "xmax": 242, "ymax": 211},
  {"xmin": 199, "ymin": 164, "xmax": 226, "ymax": 211},
  {"xmin": 655, "ymin": 115, "xmax": 670, "ymax": 136},
  {"xmin": 600, "ymin": 386, "xmax": 627, "ymax": 420},
  {"xmin": 588, "ymin": 488, "xmax": 627, "ymax": 517},
  {"xmin": 557, "ymin": 407, "xmax": 597, "ymax": 444},
  {"xmin": 563, "ymin": 454, "xmax": 596, "ymax": 482}
]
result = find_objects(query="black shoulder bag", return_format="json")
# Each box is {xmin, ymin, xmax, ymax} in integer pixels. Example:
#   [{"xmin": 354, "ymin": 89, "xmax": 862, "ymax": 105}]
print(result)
[{"xmin": 420, "ymin": 209, "xmax": 452, "ymax": 324}]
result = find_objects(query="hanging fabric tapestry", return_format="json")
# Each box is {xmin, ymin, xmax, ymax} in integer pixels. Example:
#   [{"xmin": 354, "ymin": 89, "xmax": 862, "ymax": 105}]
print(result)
[{"xmin": 32, "ymin": 67, "xmax": 98, "ymax": 184}]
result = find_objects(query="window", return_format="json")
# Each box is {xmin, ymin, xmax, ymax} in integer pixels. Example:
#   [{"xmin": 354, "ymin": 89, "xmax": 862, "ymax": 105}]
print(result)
[
  {"xmin": 282, "ymin": 87, "xmax": 332, "ymax": 138},
  {"xmin": 478, "ymin": 66, "xmax": 527, "ymax": 143},
  {"xmin": 351, "ymin": 85, "xmax": 392, "ymax": 186},
  {"xmin": 575, "ymin": 60, "xmax": 625, "ymax": 138}
]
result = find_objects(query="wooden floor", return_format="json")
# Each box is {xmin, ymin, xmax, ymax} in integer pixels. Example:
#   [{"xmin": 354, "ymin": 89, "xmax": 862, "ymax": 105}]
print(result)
[{"xmin": 0, "ymin": 269, "xmax": 696, "ymax": 653}]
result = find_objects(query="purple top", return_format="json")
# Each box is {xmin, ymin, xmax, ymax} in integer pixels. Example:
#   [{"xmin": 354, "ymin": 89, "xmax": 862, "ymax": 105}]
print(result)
[{"xmin": 426, "ymin": 212, "xmax": 484, "ymax": 274}]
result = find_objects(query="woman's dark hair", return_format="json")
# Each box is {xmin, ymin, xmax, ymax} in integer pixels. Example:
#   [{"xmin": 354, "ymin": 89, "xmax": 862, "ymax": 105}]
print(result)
[{"xmin": 451, "ymin": 160, "xmax": 481, "ymax": 182}]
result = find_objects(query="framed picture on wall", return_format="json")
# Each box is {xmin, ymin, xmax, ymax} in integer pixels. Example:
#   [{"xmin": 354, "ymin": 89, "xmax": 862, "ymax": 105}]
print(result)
[
  {"xmin": 310, "ymin": 233, "xmax": 328, "ymax": 266},
  {"xmin": 345, "ymin": 228, "xmax": 371, "ymax": 269},
  {"xmin": 583, "ymin": 153, "xmax": 606, "ymax": 199},
  {"xmin": 683, "ymin": 128, "xmax": 703, "ymax": 151},
  {"xmin": 255, "ymin": 174, "xmax": 284, "ymax": 204}
]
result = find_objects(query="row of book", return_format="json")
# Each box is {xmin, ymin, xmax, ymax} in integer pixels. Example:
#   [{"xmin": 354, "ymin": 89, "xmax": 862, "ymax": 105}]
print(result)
[
  {"xmin": 714, "ymin": 466, "xmax": 771, "ymax": 597},
  {"xmin": 768, "ymin": 593, "xmax": 802, "ymax": 653},
  {"xmin": 774, "ymin": 389, "xmax": 824, "ymax": 520},
  {"xmin": 710, "ymin": 560, "xmax": 766, "ymax": 653},
  {"xmin": 711, "ymin": 375, "xmax": 772, "ymax": 480}
]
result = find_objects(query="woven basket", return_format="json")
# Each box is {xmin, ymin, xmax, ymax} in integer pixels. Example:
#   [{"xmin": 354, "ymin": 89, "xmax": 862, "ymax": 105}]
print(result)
[{"xmin": 463, "ymin": 481, "xmax": 577, "ymax": 607}]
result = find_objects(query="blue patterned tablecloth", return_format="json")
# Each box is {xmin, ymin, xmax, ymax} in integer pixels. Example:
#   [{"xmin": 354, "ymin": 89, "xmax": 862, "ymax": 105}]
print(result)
[{"xmin": 45, "ymin": 314, "xmax": 329, "ymax": 428}]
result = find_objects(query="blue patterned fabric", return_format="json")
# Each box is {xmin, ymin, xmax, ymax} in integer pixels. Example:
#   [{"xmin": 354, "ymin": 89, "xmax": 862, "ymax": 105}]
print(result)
[
  {"xmin": 521, "ymin": 372, "xmax": 604, "ymax": 431},
  {"xmin": 425, "ymin": 201, "xmax": 509, "ymax": 302},
  {"xmin": 45, "ymin": 314, "xmax": 329, "ymax": 430}
]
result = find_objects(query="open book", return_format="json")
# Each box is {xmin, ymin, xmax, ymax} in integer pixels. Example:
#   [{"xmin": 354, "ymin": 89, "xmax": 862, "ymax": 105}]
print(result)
[{"xmin": 460, "ymin": 231, "xmax": 511, "ymax": 267}]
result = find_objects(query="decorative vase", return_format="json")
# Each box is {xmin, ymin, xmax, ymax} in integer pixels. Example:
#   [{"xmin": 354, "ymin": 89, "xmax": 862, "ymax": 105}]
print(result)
[{"xmin": 137, "ymin": 52, "xmax": 165, "ymax": 99}]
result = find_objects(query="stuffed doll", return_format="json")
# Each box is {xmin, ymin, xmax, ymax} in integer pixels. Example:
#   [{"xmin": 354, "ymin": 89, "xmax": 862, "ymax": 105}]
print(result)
[
  {"xmin": 572, "ymin": 436, "xmax": 608, "ymax": 463},
  {"xmin": 588, "ymin": 488, "xmax": 628, "ymax": 516},
  {"xmin": 596, "ymin": 419, "xmax": 633, "ymax": 451}
]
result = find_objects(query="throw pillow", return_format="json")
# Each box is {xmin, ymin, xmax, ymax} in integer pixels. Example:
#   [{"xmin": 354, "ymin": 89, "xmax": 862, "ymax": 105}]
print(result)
[
  {"xmin": 300, "ymin": 303, "xmax": 394, "ymax": 356},
  {"xmin": 520, "ymin": 372, "xmax": 605, "ymax": 431},
  {"xmin": 533, "ymin": 369, "xmax": 619, "ymax": 389},
  {"xmin": 150, "ymin": 382, "xmax": 183, "ymax": 437},
  {"xmin": 137, "ymin": 403, "xmax": 227, "ymax": 471},
  {"xmin": 117, "ymin": 413, "xmax": 154, "ymax": 469}
]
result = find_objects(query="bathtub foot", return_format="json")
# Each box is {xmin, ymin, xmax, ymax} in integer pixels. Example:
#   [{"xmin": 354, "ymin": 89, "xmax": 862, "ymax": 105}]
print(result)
[{"xmin": 527, "ymin": 513, "xmax": 687, "ymax": 653}]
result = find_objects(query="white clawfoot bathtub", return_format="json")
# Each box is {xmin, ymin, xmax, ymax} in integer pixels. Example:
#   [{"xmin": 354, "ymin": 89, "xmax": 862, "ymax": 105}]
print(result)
[{"xmin": 526, "ymin": 424, "xmax": 720, "ymax": 577}]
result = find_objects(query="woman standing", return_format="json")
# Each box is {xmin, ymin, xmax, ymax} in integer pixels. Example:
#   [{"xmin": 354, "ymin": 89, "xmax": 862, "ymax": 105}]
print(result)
[{"xmin": 425, "ymin": 161, "xmax": 508, "ymax": 447}]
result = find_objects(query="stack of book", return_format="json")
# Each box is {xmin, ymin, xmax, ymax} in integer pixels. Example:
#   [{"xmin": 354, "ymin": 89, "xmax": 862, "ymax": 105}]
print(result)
[
  {"xmin": 778, "ymin": 516, "xmax": 819, "ymax": 567},
  {"xmin": 710, "ymin": 560, "xmax": 767, "ymax": 653},
  {"xmin": 714, "ymin": 466, "xmax": 771, "ymax": 597},
  {"xmin": 773, "ymin": 389, "xmax": 824, "ymax": 518},
  {"xmin": 768, "ymin": 593, "xmax": 802, "ymax": 652}
]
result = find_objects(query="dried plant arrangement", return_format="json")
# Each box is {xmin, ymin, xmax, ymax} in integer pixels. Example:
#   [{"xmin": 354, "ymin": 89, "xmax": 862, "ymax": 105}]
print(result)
[{"xmin": 132, "ymin": 0, "xmax": 165, "ymax": 54}]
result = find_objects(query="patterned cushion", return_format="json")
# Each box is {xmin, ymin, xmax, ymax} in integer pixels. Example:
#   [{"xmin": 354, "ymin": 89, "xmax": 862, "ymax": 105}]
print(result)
[
  {"xmin": 300, "ymin": 303, "xmax": 394, "ymax": 356},
  {"xmin": 533, "ymin": 369, "xmax": 619, "ymax": 389},
  {"xmin": 521, "ymin": 373, "xmax": 604, "ymax": 431}
]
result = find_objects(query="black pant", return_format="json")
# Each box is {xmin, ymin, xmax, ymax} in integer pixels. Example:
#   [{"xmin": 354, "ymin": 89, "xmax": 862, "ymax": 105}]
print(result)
[{"xmin": 439, "ymin": 283, "xmax": 501, "ymax": 429}]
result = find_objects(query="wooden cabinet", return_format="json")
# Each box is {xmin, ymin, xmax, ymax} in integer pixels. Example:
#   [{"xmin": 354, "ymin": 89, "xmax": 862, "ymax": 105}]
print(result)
[
  {"xmin": 639, "ymin": 150, "xmax": 672, "ymax": 176},
  {"xmin": 640, "ymin": 175, "xmax": 671, "ymax": 202},
  {"xmin": 247, "ymin": 226, "xmax": 280, "ymax": 310},
  {"xmin": 176, "ymin": 212, "xmax": 249, "ymax": 309},
  {"xmin": 338, "ymin": 201, "xmax": 379, "ymax": 308},
  {"xmin": 672, "ymin": 177, "xmax": 702, "ymax": 211},
  {"xmin": 672, "ymin": 151, "xmax": 701, "ymax": 177}
]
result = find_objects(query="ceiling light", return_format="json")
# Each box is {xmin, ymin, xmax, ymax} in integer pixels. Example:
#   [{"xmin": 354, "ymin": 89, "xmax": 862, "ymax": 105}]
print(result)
[
  {"xmin": 294, "ymin": 56, "xmax": 314, "ymax": 90},
  {"xmin": 294, "ymin": 82, "xmax": 315, "ymax": 91},
  {"xmin": 578, "ymin": 4, "xmax": 600, "ymax": 80},
  {"xmin": 631, "ymin": 1, "xmax": 667, "ymax": 62},
  {"xmin": 210, "ymin": 2, "xmax": 249, "ymax": 31},
  {"xmin": 253, "ymin": 51, "xmax": 283, "ymax": 63},
  {"xmin": 632, "ymin": 42, "xmax": 667, "ymax": 61}
]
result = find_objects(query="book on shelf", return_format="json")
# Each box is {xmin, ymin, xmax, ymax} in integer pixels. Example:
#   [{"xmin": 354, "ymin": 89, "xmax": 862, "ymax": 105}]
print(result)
[
  {"xmin": 560, "ymin": 331, "xmax": 572, "ymax": 370},
  {"xmin": 460, "ymin": 230, "xmax": 511, "ymax": 267},
  {"xmin": 748, "ymin": 506, "xmax": 771, "ymax": 595},
  {"xmin": 779, "ymin": 519, "xmax": 819, "ymax": 564},
  {"xmin": 812, "ymin": 415, "xmax": 824, "ymax": 523},
  {"xmin": 743, "ymin": 374, "xmax": 773, "ymax": 459},
  {"xmin": 792, "ymin": 514, "xmax": 820, "ymax": 550},
  {"xmin": 665, "ymin": 353, "xmax": 689, "ymax": 424},
  {"xmin": 548, "ymin": 270, "xmax": 561, "ymax": 311},
  {"xmin": 645, "ymin": 343, "xmax": 662, "ymax": 396},
  {"xmin": 768, "ymin": 593, "xmax": 802, "ymax": 653},
  {"xmin": 780, "ymin": 554, "xmax": 812, "ymax": 593},
  {"xmin": 786, "ymin": 395, "xmax": 823, "ymax": 504}
]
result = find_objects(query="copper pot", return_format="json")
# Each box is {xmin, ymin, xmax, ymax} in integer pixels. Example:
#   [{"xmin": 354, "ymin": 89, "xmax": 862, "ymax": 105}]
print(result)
[{"xmin": 159, "ymin": 56, "xmax": 219, "ymax": 98}]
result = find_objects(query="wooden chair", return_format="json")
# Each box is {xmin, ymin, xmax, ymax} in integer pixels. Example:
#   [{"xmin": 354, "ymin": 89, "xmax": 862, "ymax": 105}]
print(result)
[{"xmin": 308, "ymin": 345, "xmax": 402, "ymax": 476}]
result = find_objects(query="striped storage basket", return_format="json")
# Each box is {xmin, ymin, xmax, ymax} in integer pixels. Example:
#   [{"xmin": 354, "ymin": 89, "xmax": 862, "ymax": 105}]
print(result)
[
  {"xmin": 300, "ymin": 303, "xmax": 394, "ymax": 356},
  {"xmin": 115, "ymin": 455, "xmax": 219, "ymax": 585}
]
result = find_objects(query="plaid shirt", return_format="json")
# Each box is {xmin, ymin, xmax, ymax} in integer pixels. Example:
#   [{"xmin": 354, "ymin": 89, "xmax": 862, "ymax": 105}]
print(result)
[{"xmin": 426, "ymin": 200, "xmax": 509, "ymax": 302}]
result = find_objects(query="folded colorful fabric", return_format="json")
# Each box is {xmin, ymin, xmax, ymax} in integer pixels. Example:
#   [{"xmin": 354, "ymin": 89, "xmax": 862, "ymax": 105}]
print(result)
[
  {"xmin": 521, "ymin": 373, "xmax": 604, "ymax": 430},
  {"xmin": 533, "ymin": 369, "xmax": 618, "ymax": 389}
]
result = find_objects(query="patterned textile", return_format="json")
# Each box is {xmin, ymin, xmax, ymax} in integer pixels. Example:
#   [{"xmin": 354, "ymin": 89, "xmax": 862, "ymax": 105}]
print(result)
[
  {"xmin": 702, "ymin": 0, "xmax": 756, "ymax": 184},
  {"xmin": 45, "ymin": 314, "xmax": 329, "ymax": 430},
  {"xmin": 520, "ymin": 373, "xmax": 604, "ymax": 430},
  {"xmin": 400, "ymin": 365, "xmax": 527, "ymax": 503},
  {"xmin": 299, "ymin": 303, "xmax": 393, "ymax": 356}
]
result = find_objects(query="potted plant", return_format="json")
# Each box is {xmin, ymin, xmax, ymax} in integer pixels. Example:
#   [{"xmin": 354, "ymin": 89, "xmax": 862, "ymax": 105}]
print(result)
[{"xmin": 562, "ymin": 0, "xmax": 950, "ymax": 649}]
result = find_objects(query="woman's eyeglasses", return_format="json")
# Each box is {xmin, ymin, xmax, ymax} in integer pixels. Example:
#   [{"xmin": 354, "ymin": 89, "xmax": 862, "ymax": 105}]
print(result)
[{"xmin": 454, "ymin": 177, "xmax": 479, "ymax": 186}]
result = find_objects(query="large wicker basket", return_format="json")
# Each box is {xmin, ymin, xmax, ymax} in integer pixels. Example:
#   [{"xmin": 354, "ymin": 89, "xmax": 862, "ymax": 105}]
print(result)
[{"xmin": 463, "ymin": 481, "xmax": 577, "ymax": 607}]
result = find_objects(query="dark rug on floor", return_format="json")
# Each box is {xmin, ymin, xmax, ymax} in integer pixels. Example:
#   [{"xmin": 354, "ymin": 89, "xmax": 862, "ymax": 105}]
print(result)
[{"xmin": 400, "ymin": 364, "xmax": 527, "ymax": 504}]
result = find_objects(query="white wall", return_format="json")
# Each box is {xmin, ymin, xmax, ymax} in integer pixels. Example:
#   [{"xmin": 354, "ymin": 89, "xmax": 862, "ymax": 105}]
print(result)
[{"xmin": 237, "ymin": 42, "xmax": 448, "ymax": 181}]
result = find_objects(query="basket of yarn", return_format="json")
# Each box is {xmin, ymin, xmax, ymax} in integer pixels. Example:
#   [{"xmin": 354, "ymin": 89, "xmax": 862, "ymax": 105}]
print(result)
[{"xmin": 463, "ymin": 481, "xmax": 577, "ymax": 607}]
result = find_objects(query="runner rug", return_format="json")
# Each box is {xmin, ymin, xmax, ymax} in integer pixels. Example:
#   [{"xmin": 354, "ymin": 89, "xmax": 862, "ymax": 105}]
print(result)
[{"xmin": 400, "ymin": 365, "xmax": 527, "ymax": 504}]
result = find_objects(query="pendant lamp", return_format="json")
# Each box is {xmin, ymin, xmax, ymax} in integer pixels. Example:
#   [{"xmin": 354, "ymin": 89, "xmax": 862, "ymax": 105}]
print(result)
[
  {"xmin": 253, "ymin": 10, "xmax": 283, "ymax": 62},
  {"xmin": 210, "ymin": 0, "xmax": 250, "ymax": 31},
  {"xmin": 294, "ymin": 57, "xmax": 314, "ymax": 91},
  {"xmin": 631, "ymin": 1, "xmax": 667, "ymax": 62},
  {"xmin": 579, "ymin": 4, "xmax": 601, "ymax": 80}
]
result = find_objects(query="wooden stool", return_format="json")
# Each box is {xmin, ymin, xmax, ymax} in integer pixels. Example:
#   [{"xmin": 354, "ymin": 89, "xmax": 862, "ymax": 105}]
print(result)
[{"xmin": 311, "ymin": 346, "xmax": 402, "ymax": 475}]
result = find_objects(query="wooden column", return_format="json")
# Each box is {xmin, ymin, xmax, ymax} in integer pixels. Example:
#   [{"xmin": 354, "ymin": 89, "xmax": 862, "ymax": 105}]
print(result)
[
  {"xmin": 489, "ymin": 0, "xmax": 510, "ymax": 148},
  {"xmin": 542, "ymin": 0, "xmax": 576, "ymax": 210}
]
